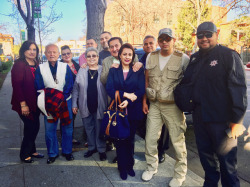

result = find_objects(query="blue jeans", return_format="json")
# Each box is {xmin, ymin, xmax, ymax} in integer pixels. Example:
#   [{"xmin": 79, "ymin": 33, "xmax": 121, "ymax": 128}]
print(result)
[{"xmin": 44, "ymin": 99, "xmax": 73, "ymax": 157}]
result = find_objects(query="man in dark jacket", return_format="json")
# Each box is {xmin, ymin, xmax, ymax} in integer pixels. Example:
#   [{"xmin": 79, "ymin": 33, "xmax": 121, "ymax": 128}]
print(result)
[{"xmin": 181, "ymin": 22, "xmax": 247, "ymax": 187}]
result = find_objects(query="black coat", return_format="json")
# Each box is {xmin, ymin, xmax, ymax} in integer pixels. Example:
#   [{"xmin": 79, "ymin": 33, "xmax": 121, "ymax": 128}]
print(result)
[{"xmin": 181, "ymin": 45, "xmax": 247, "ymax": 123}]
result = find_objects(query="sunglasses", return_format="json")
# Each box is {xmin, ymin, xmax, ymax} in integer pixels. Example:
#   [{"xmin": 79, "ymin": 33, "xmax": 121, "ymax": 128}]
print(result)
[
  {"xmin": 62, "ymin": 52, "xmax": 71, "ymax": 56},
  {"xmin": 158, "ymin": 36, "xmax": 172, "ymax": 43},
  {"xmin": 86, "ymin": 54, "xmax": 98, "ymax": 58},
  {"xmin": 197, "ymin": 32, "xmax": 213, "ymax": 39}
]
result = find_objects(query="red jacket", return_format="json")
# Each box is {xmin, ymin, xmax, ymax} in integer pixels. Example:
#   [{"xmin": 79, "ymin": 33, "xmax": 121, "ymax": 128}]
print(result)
[{"xmin": 11, "ymin": 59, "xmax": 38, "ymax": 117}]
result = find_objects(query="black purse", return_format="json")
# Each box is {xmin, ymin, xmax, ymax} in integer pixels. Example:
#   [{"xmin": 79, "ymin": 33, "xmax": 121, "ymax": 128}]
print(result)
[
  {"xmin": 174, "ymin": 60, "xmax": 202, "ymax": 113},
  {"xmin": 100, "ymin": 91, "xmax": 130, "ymax": 140}
]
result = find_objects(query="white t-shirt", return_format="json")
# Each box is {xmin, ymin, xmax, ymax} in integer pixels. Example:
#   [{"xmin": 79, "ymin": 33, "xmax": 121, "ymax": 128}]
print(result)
[{"xmin": 146, "ymin": 52, "xmax": 190, "ymax": 72}]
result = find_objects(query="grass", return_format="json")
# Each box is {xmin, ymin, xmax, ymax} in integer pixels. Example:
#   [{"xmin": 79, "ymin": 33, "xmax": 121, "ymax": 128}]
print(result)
[{"xmin": 0, "ymin": 61, "xmax": 13, "ymax": 90}]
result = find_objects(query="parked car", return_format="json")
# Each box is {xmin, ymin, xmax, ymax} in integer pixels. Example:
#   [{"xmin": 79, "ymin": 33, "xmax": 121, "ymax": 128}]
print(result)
[
  {"xmin": 246, "ymin": 62, "xmax": 250, "ymax": 68},
  {"xmin": 72, "ymin": 56, "xmax": 80, "ymax": 64}
]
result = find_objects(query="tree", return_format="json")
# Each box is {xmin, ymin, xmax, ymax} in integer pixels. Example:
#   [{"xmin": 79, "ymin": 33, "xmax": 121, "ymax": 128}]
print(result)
[
  {"xmin": 85, "ymin": 0, "xmax": 107, "ymax": 47},
  {"xmin": 16, "ymin": 0, "xmax": 36, "ymax": 41},
  {"xmin": 176, "ymin": 0, "xmax": 210, "ymax": 52}
]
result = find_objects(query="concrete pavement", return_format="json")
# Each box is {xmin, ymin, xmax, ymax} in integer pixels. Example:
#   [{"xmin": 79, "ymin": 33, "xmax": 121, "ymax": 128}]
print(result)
[{"xmin": 0, "ymin": 70, "xmax": 249, "ymax": 187}]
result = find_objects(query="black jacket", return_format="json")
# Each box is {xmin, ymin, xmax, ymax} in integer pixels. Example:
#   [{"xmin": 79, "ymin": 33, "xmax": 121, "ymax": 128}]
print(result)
[{"xmin": 181, "ymin": 45, "xmax": 247, "ymax": 123}]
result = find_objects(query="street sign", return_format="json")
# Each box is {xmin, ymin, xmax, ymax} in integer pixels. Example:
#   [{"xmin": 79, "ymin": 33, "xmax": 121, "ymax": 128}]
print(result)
[
  {"xmin": 21, "ymin": 30, "xmax": 26, "ymax": 43},
  {"xmin": 34, "ymin": 0, "xmax": 41, "ymax": 18}
]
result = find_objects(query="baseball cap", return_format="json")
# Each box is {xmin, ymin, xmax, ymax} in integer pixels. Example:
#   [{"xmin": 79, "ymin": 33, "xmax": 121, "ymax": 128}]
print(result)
[
  {"xmin": 158, "ymin": 28, "xmax": 175, "ymax": 38},
  {"xmin": 197, "ymin": 22, "xmax": 217, "ymax": 34}
]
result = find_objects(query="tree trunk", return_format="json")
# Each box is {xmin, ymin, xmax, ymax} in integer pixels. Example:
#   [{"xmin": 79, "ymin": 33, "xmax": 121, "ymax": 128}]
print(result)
[
  {"xmin": 85, "ymin": 0, "xmax": 107, "ymax": 49},
  {"xmin": 27, "ymin": 24, "xmax": 36, "ymax": 42}
]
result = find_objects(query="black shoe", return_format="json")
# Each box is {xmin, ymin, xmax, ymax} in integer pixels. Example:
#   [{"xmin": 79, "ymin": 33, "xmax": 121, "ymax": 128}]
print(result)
[
  {"xmin": 22, "ymin": 157, "xmax": 34, "ymax": 163},
  {"xmin": 106, "ymin": 143, "xmax": 115, "ymax": 152},
  {"xmin": 31, "ymin": 153, "xmax": 44, "ymax": 158},
  {"xmin": 47, "ymin": 155, "xmax": 59, "ymax": 164},
  {"xmin": 99, "ymin": 152, "xmax": 107, "ymax": 161},
  {"xmin": 84, "ymin": 150, "xmax": 97, "ymax": 158},
  {"xmin": 72, "ymin": 139, "xmax": 81, "ymax": 145},
  {"xmin": 127, "ymin": 169, "xmax": 135, "ymax": 177},
  {"xmin": 120, "ymin": 170, "xmax": 127, "ymax": 180},
  {"xmin": 158, "ymin": 154, "xmax": 165, "ymax": 163},
  {"xmin": 112, "ymin": 156, "xmax": 117, "ymax": 163},
  {"xmin": 62, "ymin": 153, "xmax": 74, "ymax": 161}
]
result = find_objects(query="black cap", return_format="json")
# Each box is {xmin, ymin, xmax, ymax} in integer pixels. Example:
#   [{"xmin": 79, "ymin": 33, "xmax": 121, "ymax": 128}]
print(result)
[{"xmin": 197, "ymin": 22, "xmax": 217, "ymax": 34}]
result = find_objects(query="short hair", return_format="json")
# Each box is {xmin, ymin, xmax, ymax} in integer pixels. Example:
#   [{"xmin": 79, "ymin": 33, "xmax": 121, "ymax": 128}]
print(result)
[
  {"xmin": 143, "ymin": 35, "xmax": 156, "ymax": 43},
  {"xmin": 61, "ymin": 45, "xmax": 71, "ymax": 52},
  {"xmin": 108, "ymin": 37, "xmax": 123, "ymax": 47},
  {"xmin": 101, "ymin": 31, "xmax": 112, "ymax": 37},
  {"xmin": 87, "ymin": 38, "xmax": 97, "ymax": 43},
  {"xmin": 19, "ymin": 40, "xmax": 39, "ymax": 63},
  {"xmin": 85, "ymin": 47, "xmax": 99, "ymax": 57},
  {"xmin": 118, "ymin": 43, "xmax": 135, "ymax": 68},
  {"xmin": 45, "ymin": 43, "xmax": 59, "ymax": 53}
]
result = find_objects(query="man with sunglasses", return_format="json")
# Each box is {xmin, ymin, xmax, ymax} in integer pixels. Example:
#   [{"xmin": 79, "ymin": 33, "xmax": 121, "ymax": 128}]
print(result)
[
  {"xmin": 180, "ymin": 22, "xmax": 247, "ymax": 187},
  {"xmin": 142, "ymin": 28, "xmax": 190, "ymax": 186}
]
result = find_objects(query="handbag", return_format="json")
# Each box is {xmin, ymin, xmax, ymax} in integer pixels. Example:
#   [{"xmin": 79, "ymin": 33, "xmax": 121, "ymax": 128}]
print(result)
[
  {"xmin": 174, "ymin": 59, "xmax": 203, "ymax": 113},
  {"xmin": 100, "ymin": 91, "xmax": 130, "ymax": 140},
  {"xmin": 174, "ymin": 82, "xmax": 195, "ymax": 112}
]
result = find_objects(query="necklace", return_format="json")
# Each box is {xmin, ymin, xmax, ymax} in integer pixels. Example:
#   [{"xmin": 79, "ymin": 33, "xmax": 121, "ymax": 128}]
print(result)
[{"xmin": 88, "ymin": 69, "xmax": 97, "ymax": 79}]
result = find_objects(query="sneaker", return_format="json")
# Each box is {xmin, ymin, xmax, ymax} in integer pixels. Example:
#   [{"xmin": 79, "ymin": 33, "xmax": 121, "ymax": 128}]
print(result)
[
  {"xmin": 141, "ymin": 170, "xmax": 157, "ymax": 182},
  {"xmin": 169, "ymin": 177, "xmax": 185, "ymax": 187}
]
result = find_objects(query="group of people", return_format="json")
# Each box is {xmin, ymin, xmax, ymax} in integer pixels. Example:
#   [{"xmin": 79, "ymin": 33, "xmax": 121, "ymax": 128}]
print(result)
[{"xmin": 11, "ymin": 21, "xmax": 247, "ymax": 187}]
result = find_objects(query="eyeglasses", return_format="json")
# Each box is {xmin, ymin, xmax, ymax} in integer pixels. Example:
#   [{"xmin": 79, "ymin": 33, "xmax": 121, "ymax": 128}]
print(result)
[
  {"xmin": 86, "ymin": 54, "xmax": 98, "ymax": 58},
  {"xmin": 197, "ymin": 32, "xmax": 213, "ymax": 39},
  {"xmin": 62, "ymin": 52, "xmax": 71, "ymax": 56},
  {"xmin": 158, "ymin": 36, "xmax": 172, "ymax": 43}
]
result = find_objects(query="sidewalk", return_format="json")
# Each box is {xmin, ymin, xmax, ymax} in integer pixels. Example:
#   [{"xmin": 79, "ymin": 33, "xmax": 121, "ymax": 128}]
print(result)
[{"xmin": 0, "ymin": 71, "xmax": 204, "ymax": 187}]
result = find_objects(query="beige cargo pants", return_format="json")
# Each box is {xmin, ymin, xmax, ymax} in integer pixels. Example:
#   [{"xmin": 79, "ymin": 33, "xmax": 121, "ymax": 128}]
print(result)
[{"xmin": 145, "ymin": 100, "xmax": 187, "ymax": 179}]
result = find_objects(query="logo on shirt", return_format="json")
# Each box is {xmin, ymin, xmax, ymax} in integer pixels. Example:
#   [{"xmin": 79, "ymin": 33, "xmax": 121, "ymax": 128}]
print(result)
[
  {"xmin": 191, "ymin": 57, "xmax": 196, "ymax": 62},
  {"xmin": 210, "ymin": 60, "xmax": 218, "ymax": 67}
]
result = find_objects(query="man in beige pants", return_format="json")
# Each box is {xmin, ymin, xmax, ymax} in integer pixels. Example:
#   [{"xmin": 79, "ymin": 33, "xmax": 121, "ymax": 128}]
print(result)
[{"xmin": 141, "ymin": 28, "xmax": 189, "ymax": 187}]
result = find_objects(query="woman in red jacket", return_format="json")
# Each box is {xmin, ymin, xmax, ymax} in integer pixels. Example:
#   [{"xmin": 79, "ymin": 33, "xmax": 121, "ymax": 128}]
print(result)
[{"xmin": 11, "ymin": 41, "xmax": 44, "ymax": 163}]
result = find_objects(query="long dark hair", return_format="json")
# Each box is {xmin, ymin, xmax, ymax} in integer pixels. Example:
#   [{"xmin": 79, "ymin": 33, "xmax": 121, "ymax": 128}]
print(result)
[
  {"xmin": 118, "ymin": 43, "xmax": 135, "ymax": 68},
  {"xmin": 19, "ymin": 41, "xmax": 39, "ymax": 63}
]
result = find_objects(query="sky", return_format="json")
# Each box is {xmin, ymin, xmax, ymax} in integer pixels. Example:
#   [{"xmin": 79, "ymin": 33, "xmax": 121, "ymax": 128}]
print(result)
[
  {"xmin": 0, "ymin": 0, "xmax": 244, "ymax": 46},
  {"xmin": 0, "ymin": 0, "xmax": 86, "ymax": 45}
]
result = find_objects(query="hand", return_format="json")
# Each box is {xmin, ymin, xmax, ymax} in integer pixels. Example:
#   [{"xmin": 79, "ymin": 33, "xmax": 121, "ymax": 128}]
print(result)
[
  {"xmin": 72, "ymin": 107, "xmax": 78, "ymax": 115},
  {"xmin": 132, "ymin": 62, "xmax": 143, "ymax": 72},
  {"xmin": 81, "ymin": 63, "xmax": 87, "ymax": 68},
  {"xmin": 118, "ymin": 100, "xmax": 128, "ymax": 109},
  {"xmin": 111, "ymin": 63, "xmax": 119, "ymax": 68},
  {"xmin": 143, "ymin": 102, "xmax": 149, "ymax": 114},
  {"xmin": 124, "ymin": 92, "xmax": 137, "ymax": 102},
  {"xmin": 230, "ymin": 123, "xmax": 246, "ymax": 139},
  {"xmin": 21, "ymin": 106, "xmax": 30, "ymax": 116}
]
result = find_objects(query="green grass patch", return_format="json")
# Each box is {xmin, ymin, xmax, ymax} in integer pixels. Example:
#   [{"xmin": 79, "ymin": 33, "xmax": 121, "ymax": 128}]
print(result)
[{"xmin": 0, "ymin": 60, "xmax": 13, "ymax": 89}]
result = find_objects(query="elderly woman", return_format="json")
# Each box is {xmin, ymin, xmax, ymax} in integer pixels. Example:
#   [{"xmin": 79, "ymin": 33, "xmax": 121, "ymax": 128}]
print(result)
[
  {"xmin": 60, "ymin": 45, "xmax": 80, "ymax": 145},
  {"xmin": 106, "ymin": 43, "xmax": 145, "ymax": 180},
  {"xmin": 72, "ymin": 47, "xmax": 108, "ymax": 161},
  {"xmin": 11, "ymin": 41, "xmax": 44, "ymax": 163}
]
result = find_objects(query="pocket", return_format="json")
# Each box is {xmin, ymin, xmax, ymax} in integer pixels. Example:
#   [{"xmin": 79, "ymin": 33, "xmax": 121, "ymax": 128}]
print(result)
[
  {"xmin": 147, "ymin": 64, "xmax": 157, "ymax": 77},
  {"xmin": 167, "ymin": 66, "xmax": 180, "ymax": 79}
]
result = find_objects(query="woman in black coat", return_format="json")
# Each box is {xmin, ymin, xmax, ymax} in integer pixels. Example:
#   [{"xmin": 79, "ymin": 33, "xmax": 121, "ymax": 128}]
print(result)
[{"xmin": 106, "ymin": 43, "xmax": 145, "ymax": 180}]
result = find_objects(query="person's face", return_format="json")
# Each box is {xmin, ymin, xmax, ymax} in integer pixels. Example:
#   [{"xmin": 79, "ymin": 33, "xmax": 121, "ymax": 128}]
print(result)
[
  {"xmin": 158, "ymin": 34, "xmax": 175, "ymax": 52},
  {"xmin": 24, "ymin": 44, "xmax": 37, "ymax": 60},
  {"xmin": 143, "ymin": 37, "xmax": 157, "ymax": 54},
  {"xmin": 120, "ymin": 48, "xmax": 133, "ymax": 66},
  {"xmin": 61, "ymin": 49, "xmax": 72, "ymax": 63},
  {"xmin": 109, "ymin": 39, "xmax": 121, "ymax": 58},
  {"xmin": 86, "ymin": 51, "xmax": 99, "ymax": 66},
  {"xmin": 197, "ymin": 31, "xmax": 218, "ymax": 51},
  {"xmin": 100, "ymin": 33, "xmax": 111, "ymax": 50},
  {"xmin": 45, "ymin": 45, "xmax": 60, "ymax": 62},
  {"xmin": 86, "ymin": 39, "xmax": 97, "ymax": 49}
]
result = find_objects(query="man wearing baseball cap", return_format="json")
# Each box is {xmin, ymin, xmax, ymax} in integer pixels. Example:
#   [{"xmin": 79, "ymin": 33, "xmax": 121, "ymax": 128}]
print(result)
[
  {"xmin": 179, "ymin": 21, "xmax": 247, "ymax": 187},
  {"xmin": 141, "ymin": 28, "xmax": 190, "ymax": 186}
]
